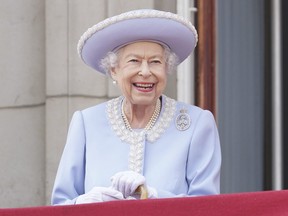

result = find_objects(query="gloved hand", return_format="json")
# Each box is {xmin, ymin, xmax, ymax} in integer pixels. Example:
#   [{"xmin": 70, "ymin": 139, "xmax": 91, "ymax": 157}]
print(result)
[
  {"xmin": 75, "ymin": 186, "xmax": 124, "ymax": 204},
  {"xmin": 111, "ymin": 171, "xmax": 158, "ymax": 199},
  {"xmin": 111, "ymin": 171, "xmax": 145, "ymax": 198}
]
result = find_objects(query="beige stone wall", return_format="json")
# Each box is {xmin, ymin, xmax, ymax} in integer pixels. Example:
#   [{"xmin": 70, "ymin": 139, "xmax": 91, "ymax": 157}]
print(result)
[
  {"xmin": 0, "ymin": 0, "xmax": 46, "ymax": 207},
  {"xmin": 0, "ymin": 0, "xmax": 176, "ymax": 208}
]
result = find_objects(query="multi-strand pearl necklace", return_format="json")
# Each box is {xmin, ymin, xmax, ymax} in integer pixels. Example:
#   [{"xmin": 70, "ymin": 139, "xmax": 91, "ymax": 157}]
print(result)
[{"xmin": 121, "ymin": 98, "xmax": 161, "ymax": 131}]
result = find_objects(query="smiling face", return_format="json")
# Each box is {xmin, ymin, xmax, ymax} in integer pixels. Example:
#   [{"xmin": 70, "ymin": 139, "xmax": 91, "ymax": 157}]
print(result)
[{"xmin": 111, "ymin": 41, "xmax": 167, "ymax": 106}]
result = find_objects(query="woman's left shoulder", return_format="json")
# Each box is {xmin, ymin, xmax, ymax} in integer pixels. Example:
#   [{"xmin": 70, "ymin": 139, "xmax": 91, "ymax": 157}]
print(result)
[
  {"xmin": 162, "ymin": 96, "xmax": 216, "ymax": 130},
  {"xmin": 172, "ymin": 98, "xmax": 213, "ymax": 117},
  {"xmin": 162, "ymin": 95, "xmax": 214, "ymax": 117}
]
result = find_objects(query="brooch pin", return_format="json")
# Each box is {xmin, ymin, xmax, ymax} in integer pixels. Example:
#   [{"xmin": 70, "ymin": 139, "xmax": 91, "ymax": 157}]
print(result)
[{"xmin": 175, "ymin": 108, "xmax": 191, "ymax": 131}]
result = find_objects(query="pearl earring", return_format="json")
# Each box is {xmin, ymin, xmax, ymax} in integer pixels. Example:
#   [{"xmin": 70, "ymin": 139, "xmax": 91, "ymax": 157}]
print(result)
[{"xmin": 112, "ymin": 80, "xmax": 117, "ymax": 85}]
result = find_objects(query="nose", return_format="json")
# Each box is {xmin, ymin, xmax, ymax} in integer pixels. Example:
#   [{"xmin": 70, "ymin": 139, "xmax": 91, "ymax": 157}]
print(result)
[{"xmin": 139, "ymin": 61, "xmax": 151, "ymax": 77}]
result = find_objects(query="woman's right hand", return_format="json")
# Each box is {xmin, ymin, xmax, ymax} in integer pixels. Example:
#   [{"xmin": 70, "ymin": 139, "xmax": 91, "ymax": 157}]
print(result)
[{"xmin": 75, "ymin": 187, "xmax": 124, "ymax": 204}]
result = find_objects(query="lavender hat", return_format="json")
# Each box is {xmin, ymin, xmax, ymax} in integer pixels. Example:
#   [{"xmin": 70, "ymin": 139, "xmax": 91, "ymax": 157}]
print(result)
[{"xmin": 77, "ymin": 9, "xmax": 198, "ymax": 74}]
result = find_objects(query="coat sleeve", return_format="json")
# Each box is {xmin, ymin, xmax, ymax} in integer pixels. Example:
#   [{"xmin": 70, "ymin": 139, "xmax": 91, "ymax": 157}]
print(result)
[
  {"xmin": 51, "ymin": 111, "xmax": 86, "ymax": 205},
  {"xmin": 186, "ymin": 110, "xmax": 221, "ymax": 196}
]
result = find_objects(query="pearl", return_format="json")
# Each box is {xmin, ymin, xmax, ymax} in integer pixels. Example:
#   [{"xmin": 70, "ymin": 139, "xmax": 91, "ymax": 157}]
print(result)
[{"xmin": 121, "ymin": 98, "xmax": 161, "ymax": 131}]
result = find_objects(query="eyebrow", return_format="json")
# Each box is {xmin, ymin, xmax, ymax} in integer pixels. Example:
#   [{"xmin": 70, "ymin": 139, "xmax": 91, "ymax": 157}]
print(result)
[{"xmin": 124, "ymin": 53, "xmax": 164, "ymax": 59}]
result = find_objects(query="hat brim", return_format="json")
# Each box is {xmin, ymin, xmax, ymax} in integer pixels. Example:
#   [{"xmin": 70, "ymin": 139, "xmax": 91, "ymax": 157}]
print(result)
[{"xmin": 79, "ymin": 12, "xmax": 197, "ymax": 74}]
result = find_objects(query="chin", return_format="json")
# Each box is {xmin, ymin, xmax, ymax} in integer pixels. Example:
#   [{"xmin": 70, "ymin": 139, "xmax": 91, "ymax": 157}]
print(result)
[{"xmin": 132, "ymin": 95, "xmax": 160, "ymax": 105}]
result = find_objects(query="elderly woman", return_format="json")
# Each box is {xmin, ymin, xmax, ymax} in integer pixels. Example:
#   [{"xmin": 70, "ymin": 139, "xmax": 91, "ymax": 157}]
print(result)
[{"xmin": 51, "ymin": 9, "xmax": 221, "ymax": 205}]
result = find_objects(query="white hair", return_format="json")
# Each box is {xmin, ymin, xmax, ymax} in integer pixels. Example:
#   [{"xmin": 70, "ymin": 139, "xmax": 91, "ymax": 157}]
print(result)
[{"xmin": 100, "ymin": 45, "xmax": 179, "ymax": 76}]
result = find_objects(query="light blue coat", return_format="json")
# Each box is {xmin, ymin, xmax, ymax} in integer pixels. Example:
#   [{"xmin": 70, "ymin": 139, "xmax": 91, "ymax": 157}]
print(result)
[{"xmin": 51, "ymin": 95, "xmax": 221, "ymax": 205}]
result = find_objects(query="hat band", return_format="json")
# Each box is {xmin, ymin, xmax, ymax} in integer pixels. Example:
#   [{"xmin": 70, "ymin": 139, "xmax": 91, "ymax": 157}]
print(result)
[{"xmin": 112, "ymin": 39, "xmax": 171, "ymax": 53}]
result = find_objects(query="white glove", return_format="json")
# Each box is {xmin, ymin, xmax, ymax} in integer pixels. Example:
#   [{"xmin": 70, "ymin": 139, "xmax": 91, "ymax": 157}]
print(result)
[
  {"xmin": 111, "ymin": 171, "xmax": 145, "ymax": 198},
  {"xmin": 75, "ymin": 187, "xmax": 124, "ymax": 204},
  {"xmin": 111, "ymin": 171, "xmax": 158, "ymax": 199}
]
